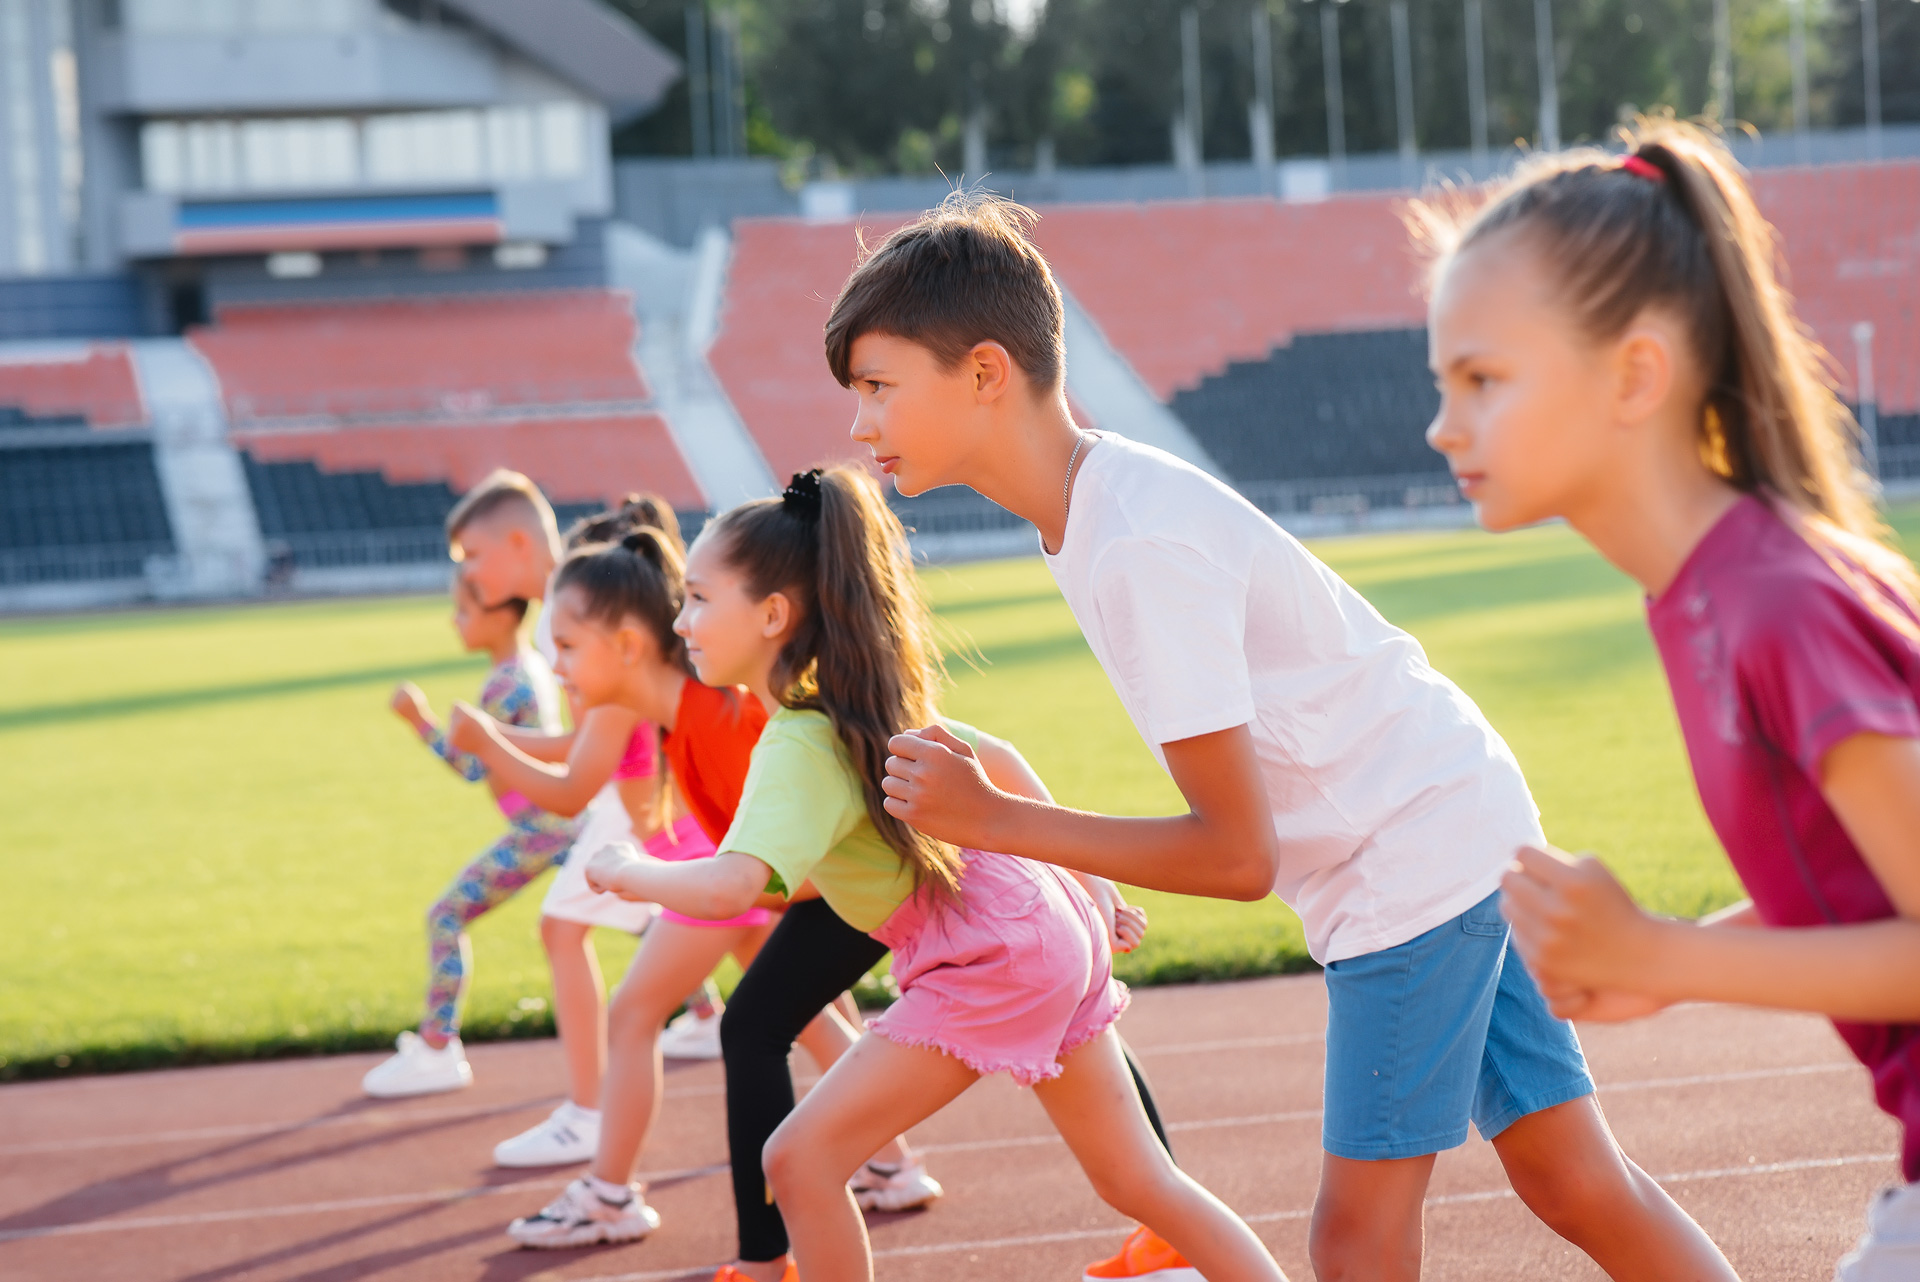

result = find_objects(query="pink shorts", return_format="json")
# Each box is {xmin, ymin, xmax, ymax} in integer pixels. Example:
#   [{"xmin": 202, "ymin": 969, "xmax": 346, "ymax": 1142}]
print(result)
[
  {"xmin": 646, "ymin": 815, "xmax": 773, "ymax": 929},
  {"xmin": 868, "ymin": 848, "xmax": 1129, "ymax": 1087}
]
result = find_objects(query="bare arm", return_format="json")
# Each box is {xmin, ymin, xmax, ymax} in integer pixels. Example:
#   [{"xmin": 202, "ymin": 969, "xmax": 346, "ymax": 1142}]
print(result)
[
  {"xmin": 883, "ymin": 723, "xmax": 1279, "ymax": 902},
  {"xmin": 491, "ymin": 724, "xmax": 576, "ymax": 765},
  {"xmin": 584, "ymin": 845, "xmax": 769, "ymax": 921},
  {"xmin": 447, "ymin": 703, "xmax": 639, "ymax": 817},
  {"xmin": 1502, "ymin": 732, "xmax": 1920, "ymax": 1023}
]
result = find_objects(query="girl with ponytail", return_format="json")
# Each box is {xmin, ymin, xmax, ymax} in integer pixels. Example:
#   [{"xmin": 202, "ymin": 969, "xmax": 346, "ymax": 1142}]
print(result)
[
  {"xmin": 449, "ymin": 520, "xmax": 920, "ymax": 1248},
  {"xmin": 1420, "ymin": 118, "xmax": 1920, "ymax": 1277},
  {"xmin": 584, "ymin": 466, "xmax": 1281, "ymax": 1282}
]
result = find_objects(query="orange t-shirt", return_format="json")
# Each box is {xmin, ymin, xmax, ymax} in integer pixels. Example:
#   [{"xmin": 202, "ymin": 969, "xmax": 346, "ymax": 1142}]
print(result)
[{"xmin": 664, "ymin": 678, "xmax": 770, "ymax": 844}]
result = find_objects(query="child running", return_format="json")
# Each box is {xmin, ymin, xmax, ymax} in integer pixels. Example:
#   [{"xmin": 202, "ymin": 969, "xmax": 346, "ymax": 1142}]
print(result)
[
  {"xmin": 446, "ymin": 475, "xmax": 663, "ymax": 1166},
  {"xmin": 1419, "ymin": 120, "xmax": 1920, "ymax": 1281},
  {"xmin": 580, "ymin": 467, "xmax": 1285, "ymax": 1282},
  {"xmin": 850, "ymin": 193, "xmax": 1739, "ymax": 1280},
  {"xmin": 363, "ymin": 578, "xmax": 577, "ymax": 1096},
  {"xmin": 449, "ymin": 526, "xmax": 932, "ymax": 1245}
]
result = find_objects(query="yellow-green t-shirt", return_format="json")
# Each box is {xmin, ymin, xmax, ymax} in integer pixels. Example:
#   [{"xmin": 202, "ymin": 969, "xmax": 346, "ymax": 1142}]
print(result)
[{"xmin": 717, "ymin": 706, "xmax": 977, "ymax": 933}]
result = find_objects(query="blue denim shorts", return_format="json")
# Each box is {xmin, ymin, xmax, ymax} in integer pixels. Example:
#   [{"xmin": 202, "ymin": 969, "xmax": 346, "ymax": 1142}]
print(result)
[{"xmin": 1322, "ymin": 891, "xmax": 1594, "ymax": 1161}]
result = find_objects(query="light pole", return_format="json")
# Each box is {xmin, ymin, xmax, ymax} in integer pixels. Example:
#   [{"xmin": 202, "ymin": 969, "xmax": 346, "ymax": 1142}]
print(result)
[
  {"xmin": 1533, "ymin": 0, "xmax": 1559, "ymax": 151},
  {"xmin": 1790, "ymin": 0, "xmax": 1810, "ymax": 164},
  {"xmin": 1862, "ymin": 0, "xmax": 1882, "ymax": 159},
  {"xmin": 1391, "ymin": 0, "xmax": 1416, "ymax": 186},
  {"xmin": 686, "ymin": 4, "xmax": 710, "ymax": 158},
  {"xmin": 1319, "ymin": 0, "xmax": 1347, "ymax": 183},
  {"xmin": 1251, "ymin": 3, "xmax": 1277, "ymax": 182},
  {"xmin": 1711, "ymin": 0, "xmax": 1733, "ymax": 124},
  {"xmin": 1181, "ymin": 5, "xmax": 1204, "ymax": 192},
  {"xmin": 1465, "ymin": 0, "xmax": 1489, "ymax": 173},
  {"xmin": 1854, "ymin": 321, "xmax": 1879, "ymax": 480}
]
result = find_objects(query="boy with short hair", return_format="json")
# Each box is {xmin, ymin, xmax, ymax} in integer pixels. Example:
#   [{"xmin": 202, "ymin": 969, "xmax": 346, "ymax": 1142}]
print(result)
[
  {"xmin": 853, "ymin": 194, "xmax": 1737, "ymax": 1282},
  {"xmin": 443, "ymin": 469, "xmax": 655, "ymax": 1167}
]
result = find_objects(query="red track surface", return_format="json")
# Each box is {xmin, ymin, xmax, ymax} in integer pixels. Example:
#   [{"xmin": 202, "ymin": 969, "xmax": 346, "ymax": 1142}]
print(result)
[{"xmin": 0, "ymin": 975, "xmax": 1897, "ymax": 1281}]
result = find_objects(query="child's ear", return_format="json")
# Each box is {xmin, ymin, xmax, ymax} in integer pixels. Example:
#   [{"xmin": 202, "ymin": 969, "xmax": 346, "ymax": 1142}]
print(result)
[
  {"xmin": 969, "ymin": 341, "xmax": 1014, "ymax": 404},
  {"xmin": 617, "ymin": 623, "xmax": 647, "ymax": 666},
  {"xmin": 760, "ymin": 591, "xmax": 794, "ymax": 640},
  {"xmin": 1614, "ymin": 323, "xmax": 1677, "ymax": 427}
]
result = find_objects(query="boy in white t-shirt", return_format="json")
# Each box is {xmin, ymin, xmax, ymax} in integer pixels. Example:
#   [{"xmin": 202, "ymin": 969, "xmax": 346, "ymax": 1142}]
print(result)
[
  {"xmin": 849, "ymin": 196, "xmax": 1737, "ymax": 1282},
  {"xmin": 443, "ymin": 471, "xmax": 653, "ymax": 1168}
]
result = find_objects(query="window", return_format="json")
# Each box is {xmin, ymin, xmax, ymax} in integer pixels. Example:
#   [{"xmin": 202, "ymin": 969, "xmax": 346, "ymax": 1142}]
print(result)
[{"xmin": 140, "ymin": 104, "xmax": 588, "ymax": 195}]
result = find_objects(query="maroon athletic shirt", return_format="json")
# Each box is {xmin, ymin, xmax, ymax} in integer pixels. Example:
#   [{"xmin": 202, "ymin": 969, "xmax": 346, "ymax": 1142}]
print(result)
[{"xmin": 1648, "ymin": 494, "xmax": 1920, "ymax": 1183}]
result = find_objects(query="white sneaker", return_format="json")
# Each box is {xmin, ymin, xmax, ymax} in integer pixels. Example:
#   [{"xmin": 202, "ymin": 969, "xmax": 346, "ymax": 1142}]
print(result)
[
  {"xmin": 507, "ymin": 1177, "xmax": 661, "ymax": 1249},
  {"xmin": 657, "ymin": 1008, "xmax": 723, "ymax": 1060},
  {"xmin": 493, "ymin": 1101, "xmax": 601, "ymax": 1168},
  {"xmin": 850, "ymin": 1159, "xmax": 944, "ymax": 1212},
  {"xmin": 361, "ymin": 1031, "xmax": 472, "ymax": 1098}
]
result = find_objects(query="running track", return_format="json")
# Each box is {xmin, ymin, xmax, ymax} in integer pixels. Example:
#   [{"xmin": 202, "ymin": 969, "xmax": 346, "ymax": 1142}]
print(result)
[{"xmin": 0, "ymin": 976, "xmax": 1897, "ymax": 1280}]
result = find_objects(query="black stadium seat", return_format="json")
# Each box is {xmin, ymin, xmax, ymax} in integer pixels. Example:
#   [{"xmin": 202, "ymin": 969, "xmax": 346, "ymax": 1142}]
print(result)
[
  {"xmin": 1170, "ymin": 329, "xmax": 1446, "ymax": 485},
  {"xmin": 0, "ymin": 433, "xmax": 176, "ymax": 583}
]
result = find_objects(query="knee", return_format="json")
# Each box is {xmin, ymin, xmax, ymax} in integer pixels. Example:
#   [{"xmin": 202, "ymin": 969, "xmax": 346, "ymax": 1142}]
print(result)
[
  {"xmin": 760, "ymin": 1118, "xmax": 816, "ymax": 1201},
  {"xmin": 719, "ymin": 1000, "xmax": 782, "ymax": 1061},
  {"xmin": 1309, "ymin": 1203, "xmax": 1415, "ymax": 1282},
  {"xmin": 1508, "ymin": 1158, "xmax": 1629, "ymax": 1241},
  {"xmin": 1084, "ymin": 1160, "xmax": 1180, "ymax": 1225}
]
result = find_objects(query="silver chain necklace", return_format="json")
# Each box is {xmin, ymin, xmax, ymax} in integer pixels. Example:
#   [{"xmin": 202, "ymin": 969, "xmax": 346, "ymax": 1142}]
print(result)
[{"xmin": 1063, "ymin": 433, "xmax": 1088, "ymax": 524}]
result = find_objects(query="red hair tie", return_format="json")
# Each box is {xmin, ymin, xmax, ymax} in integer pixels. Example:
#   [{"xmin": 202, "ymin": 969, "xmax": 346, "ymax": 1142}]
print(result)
[{"xmin": 1621, "ymin": 154, "xmax": 1665, "ymax": 183}]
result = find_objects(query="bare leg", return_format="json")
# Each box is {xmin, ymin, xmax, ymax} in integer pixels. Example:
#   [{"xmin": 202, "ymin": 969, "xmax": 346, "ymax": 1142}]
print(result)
[
  {"xmin": 591, "ymin": 918, "xmax": 761, "ymax": 1186},
  {"xmin": 762, "ymin": 1033, "xmax": 979, "ymax": 1282},
  {"xmin": 540, "ymin": 914, "xmax": 605, "ymax": 1110},
  {"xmin": 1492, "ymin": 1096, "xmax": 1738, "ymax": 1281},
  {"xmin": 1308, "ymin": 1152, "xmax": 1434, "ymax": 1282},
  {"xmin": 1034, "ymin": 1029, "xmax": 1286, "ymax": 1281}
]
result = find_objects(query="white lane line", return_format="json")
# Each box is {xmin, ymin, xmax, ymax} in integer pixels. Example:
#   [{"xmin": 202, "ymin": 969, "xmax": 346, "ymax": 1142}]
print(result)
[
  {"xmin": 1133, "ymin": 1033, "xmax": 1324, "ymax": 1056},
  {"xmin": 0, "ymin": 1055, "xmax": 1862, "ymax": 1168},
  {"xmin": 0, "ymin": 1163, "xmax": 728, "ymax": 1244},
  {"xmin": 568, "ymin": 1151, "xmax": 1902, "ymax": 1281},
  {"xmin": 1600, "ymin": 1061, "xmax": 1856, "ymax": 1093},
  {"xmin": 0, "ymin": 1083, "xmax": 731, "ymax": 1158}
]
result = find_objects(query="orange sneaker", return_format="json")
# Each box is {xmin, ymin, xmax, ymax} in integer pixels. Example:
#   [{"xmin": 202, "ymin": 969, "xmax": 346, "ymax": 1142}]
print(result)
[
  {"xmin": 1083, "ymin": 1225, "xmax": 1202, "ymax": 1281},
  {"xmin": 710, "ymin": 1264, "xmax": 799, "ymax": 1282}
]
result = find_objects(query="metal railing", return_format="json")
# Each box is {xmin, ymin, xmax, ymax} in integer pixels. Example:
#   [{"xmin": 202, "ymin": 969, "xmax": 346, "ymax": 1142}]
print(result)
[
  {"xmin": 269, "ymin": 529, "xmax": 453, "ymax": 569},
  {"xmin": 0, "ymin": 544, "xmax": 174, "ymax": 586}
]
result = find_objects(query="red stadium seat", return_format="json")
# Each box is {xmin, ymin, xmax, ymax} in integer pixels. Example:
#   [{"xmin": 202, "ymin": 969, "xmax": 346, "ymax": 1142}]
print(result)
[
  {"xmin": 192, "ymin": 290, "xmax": 703, "ymax": 510},
  {"xmin": 0, "ymin": 345, "xmax": 146, "ymax": 428}
]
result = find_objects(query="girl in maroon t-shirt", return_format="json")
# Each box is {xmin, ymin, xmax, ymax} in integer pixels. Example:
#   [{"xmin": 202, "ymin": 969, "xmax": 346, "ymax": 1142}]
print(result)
[{"xmin": 1418, "ymin": 119, "xmax": 1920, "ymax": 1278}]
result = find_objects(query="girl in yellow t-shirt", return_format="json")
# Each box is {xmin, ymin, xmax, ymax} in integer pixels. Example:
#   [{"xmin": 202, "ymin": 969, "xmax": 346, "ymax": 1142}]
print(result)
[{"xmin": 585, "ymin": 467, "xmax": 1284, "ymax": 1282}]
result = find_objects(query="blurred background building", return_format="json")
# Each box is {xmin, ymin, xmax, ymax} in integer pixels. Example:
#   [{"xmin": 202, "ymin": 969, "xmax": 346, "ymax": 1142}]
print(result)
[{"xmin": 0, "ymin": 0, "xmax": 1913, "ymax": 610}]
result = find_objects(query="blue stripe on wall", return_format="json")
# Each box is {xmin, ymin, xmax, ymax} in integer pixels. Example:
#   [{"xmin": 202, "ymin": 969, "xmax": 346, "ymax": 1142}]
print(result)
[{"xmin": 177, "ymin": 192, "xmax": 499, "ymax": 229}]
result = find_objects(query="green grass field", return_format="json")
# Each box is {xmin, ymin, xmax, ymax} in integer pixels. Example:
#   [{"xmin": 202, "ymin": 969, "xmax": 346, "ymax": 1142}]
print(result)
[{"xmin": 4, "ymin": 508, "xmax": 1914, "ymax": 1081}]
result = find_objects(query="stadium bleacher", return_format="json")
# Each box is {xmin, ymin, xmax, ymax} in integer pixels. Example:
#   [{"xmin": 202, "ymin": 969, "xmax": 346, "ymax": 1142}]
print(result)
[
  {"xmin": 238, "ymin": 413, "xmax": 702, "ymax": 567},
  {"xmin": 0, "ymin": 436, "xmax": 176, "ymax": 585},
  {"xmin": 1169, "ymin": 329, "xmax": 1441, "ymax": 481},
  {"xmin": 182, "ymin": 290, "xmax": 704, "ymax": 568},
  {"xmin": 0, "ymin": 346, "xmax": 147, "ymax": 429},
  {"xmin": 707, "ymin": 218, "xmax": 908, "ymax": 482},
  {"xmin": 191, "ymin": 291, "xmax": 654, "ymax": 423}
]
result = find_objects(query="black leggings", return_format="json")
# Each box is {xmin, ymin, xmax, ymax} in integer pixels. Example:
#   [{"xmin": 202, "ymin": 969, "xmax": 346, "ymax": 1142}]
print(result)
[{"xmin": 720, "ymin": 896, "xmax": 1174, "ymax": 1263}]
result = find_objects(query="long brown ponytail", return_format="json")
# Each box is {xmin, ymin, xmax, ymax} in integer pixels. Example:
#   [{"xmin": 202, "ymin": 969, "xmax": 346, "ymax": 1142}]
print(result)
[
  {"xmin": 1411, "ymin": 118, "xmax": 1919, "ymax": 631},
  {"xmin": 704, "ymin": 466, "xmax": 962, "ymax": 900}
]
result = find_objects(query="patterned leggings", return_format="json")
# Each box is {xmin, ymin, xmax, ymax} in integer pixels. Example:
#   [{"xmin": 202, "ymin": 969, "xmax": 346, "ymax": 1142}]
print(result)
[{"xmin": 423, "ymin": 815, "xmax": 578, "ymax": 1042}]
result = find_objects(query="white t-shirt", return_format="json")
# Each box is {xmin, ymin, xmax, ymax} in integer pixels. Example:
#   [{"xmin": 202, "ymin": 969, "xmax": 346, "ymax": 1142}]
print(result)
[{"xmin": 1042, "ymin": 434, "xmax": 1542, "ymax": 963}]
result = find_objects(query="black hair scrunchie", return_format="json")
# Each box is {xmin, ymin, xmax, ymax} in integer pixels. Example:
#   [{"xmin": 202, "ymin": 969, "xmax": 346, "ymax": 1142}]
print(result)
[
  {"xmin": 621, "ymin": 530, "xmax": 661, "ymax": 564},
  {"xmin": 782, "ymin": 469, "xmax": 824, "ymax": 523}
]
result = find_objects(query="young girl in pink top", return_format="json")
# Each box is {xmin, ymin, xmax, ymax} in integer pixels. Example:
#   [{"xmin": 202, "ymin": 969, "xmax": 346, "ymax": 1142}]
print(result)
[
  {"xmin": 584, "ymin": 466, "xmax": 1285, "ymax": 1282},
  {"xmin": 1420, "ymin": 119, "xmax": 1920, "ymax": 1278}
]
